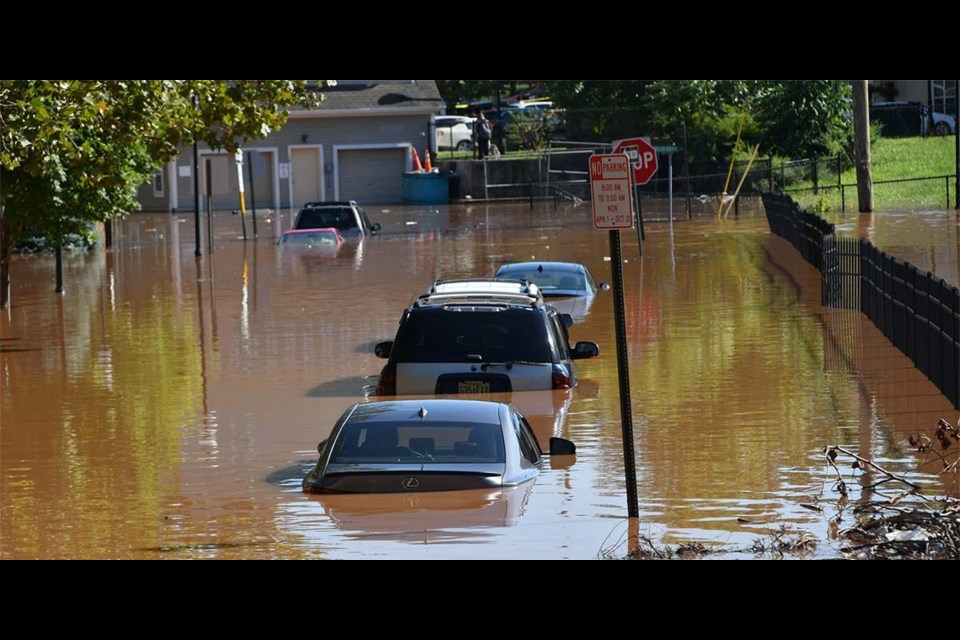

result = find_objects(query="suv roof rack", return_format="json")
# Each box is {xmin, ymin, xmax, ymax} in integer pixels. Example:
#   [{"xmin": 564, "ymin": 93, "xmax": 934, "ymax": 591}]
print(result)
[
  {"xmin": 416, "ymin": 278, "xmax": 544, "ymax": 308},
  {"xmin": 301, "ymin": 200, "xmax": 358, "ymax": 208},
  {"xmin": 426, "ymin": 277, "xmax": 542, "ymax": 297}
]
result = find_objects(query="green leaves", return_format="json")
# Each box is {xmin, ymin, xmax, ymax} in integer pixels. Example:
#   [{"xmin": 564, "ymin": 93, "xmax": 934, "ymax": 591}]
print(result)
[{"xmin": 1, "ymin": 79, "xmax": 325, "ymax": 245}]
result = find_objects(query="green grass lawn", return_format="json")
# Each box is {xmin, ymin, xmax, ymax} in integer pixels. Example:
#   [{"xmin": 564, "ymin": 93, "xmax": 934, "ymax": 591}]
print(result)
[{"xmin": 786, "ymin": 135, "xmax": 957, "ymax": 211}]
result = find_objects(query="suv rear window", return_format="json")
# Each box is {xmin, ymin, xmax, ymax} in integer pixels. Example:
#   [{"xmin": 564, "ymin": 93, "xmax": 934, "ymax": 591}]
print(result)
[
  {"xmin": 296, "ymin": 207, "xmax": 357, "ymax": 231},
  {"xmin": 392, "ymin": 307, "xmax": 551, "ymax": 363}
]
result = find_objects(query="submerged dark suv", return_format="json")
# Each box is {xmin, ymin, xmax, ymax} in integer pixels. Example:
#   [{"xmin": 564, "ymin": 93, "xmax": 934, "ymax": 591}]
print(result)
[
  {"xmin": 293, "ymin": 200, "xmax": 381, "ymax": 237},
  {"xmin": 375, "ymin": 278, "xmax": 599, "ymax": 395}
]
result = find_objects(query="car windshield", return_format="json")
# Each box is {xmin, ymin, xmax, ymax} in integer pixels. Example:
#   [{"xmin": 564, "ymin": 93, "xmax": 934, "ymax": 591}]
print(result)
[
  {"xmin": 280, "ymin": 231, "xmax": 338, "ymax": 246},
  {"xmin": 329, "ymin": 422, "xmax": 505, "ymax": 464},
  {"xmin": 392, "ymin": 307, "xmax": 551, "ymax": 363},
  {"xmin": 296, "ymin": 207, "xmax": 357, "ymax": 231},
  {"xmin": 497, "ymin": 269, "xmax": 586, "ymax": 294}
]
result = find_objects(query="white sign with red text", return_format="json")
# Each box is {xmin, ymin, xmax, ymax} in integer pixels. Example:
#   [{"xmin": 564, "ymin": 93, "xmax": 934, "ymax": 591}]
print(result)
[{"xmin": 590, "ymin": 153, "xmax": 634, "ymax": 230}]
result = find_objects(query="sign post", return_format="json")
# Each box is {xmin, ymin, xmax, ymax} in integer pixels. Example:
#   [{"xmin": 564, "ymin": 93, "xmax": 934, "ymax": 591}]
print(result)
[
  {"xmin": 590, "ymin": 153, "xmax": 639, "ymax": 519},
  {"xmin": 235, "ymin": 149, "xmax": 247, "ymax": 242},
  {"xmin": 613, "ymin": 137, "xmax": 659, "ymax": 252}
]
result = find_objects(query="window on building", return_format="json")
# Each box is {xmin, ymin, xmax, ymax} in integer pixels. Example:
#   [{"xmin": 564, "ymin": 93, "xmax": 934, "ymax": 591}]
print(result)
[
  {"xmin": 152, "ymin": 171, "xmax": 164, "ymax": 198},
  {"xmin": 932, "ymin": 80, "xmax": 957, "ymax": 116}
]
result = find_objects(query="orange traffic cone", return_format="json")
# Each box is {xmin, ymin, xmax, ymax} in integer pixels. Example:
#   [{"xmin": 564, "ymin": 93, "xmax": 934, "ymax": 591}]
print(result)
[
  {"xmin": 423, "ymin": 149, "xmax": 432, "ymax": 172},
  {"xmin": 411, "ymin": 147, "xmax": 423, "ymax": 172}
]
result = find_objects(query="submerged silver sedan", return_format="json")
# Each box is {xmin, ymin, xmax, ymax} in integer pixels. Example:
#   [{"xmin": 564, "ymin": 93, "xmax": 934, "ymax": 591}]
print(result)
[{"xmin": 303, "ymin": 399, "xmax": 575, "ymax": 494}]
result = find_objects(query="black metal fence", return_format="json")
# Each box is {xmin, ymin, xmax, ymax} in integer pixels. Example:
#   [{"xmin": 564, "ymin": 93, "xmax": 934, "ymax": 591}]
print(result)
[{"xmin": 762, "ymin": 193, "xmax": 960, "ymax": 408}]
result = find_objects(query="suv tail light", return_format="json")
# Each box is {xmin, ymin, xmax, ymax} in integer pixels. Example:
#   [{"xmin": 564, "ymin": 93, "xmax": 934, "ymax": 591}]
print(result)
[
  {"xmin": 376, "ymin": 363, "xmax": 397, "ymax": 396},
  {"xmin": 551, "ymin": 364, "xmax": 572, "ymax": 389}
]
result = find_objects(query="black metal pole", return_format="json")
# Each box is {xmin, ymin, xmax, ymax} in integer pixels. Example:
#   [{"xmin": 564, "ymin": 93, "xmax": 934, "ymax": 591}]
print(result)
[
  {"xmin": 205, "ymin": 158, "xmax": 214, "ymax": 253},
  {"xmin": 104, "ymin": 217, "xmax": 112, "ymax": 248},
  {"xmin": 193, "ymin": 98, "xmax": 202, "ymax": 257},
  {"xmin": 682, "ymin": 120, "xmax": 692, "ymax": 219},
  {"xmin": 247, "ymin": 151, "xmax": 258, "ymax": 238},
  {"xmin": 609, "ymin": 229, "xmax": 639, "ymax": 519},
  {"xmin": 54, "ymin": 245, "xmax": 64, "ymax": 293},
  {"xmin": 955, "ymin": 79, "xmax": 959, "ymax": 209}
]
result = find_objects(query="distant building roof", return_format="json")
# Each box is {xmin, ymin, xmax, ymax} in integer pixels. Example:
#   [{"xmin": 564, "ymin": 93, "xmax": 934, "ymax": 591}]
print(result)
[{"xmin": 290, "ymin": 80, "xmax": 443, "ymax": 117}]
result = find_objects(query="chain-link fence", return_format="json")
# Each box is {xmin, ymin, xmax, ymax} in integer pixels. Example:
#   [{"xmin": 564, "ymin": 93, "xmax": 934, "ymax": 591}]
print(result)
[{"xmin": 441, "ymin": 125, "xmax": 958, "ymax": 213}]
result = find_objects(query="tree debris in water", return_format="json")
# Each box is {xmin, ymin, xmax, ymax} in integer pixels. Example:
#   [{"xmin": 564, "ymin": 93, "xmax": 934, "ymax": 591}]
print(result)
[
  {"xmin": 822, "ymin": 416, "xmax": 960, "ymax": 560},
  {"xmin": 607, "ymin": 417, "xmax": 959, "ymax": 560}
]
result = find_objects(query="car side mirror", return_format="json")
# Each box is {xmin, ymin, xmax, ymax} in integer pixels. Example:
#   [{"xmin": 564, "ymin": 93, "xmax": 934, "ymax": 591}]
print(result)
[
  {"xmin": 598, "ymin": 282, "xmax": 610, "ymax": 291},
  {"xmin": 561, "ymin": 313, "xmax": 574, "ymax": 328},
  {"xmin": 371, "ymin": 222, "xmax": 382, "ymax": 233},
  {"xmin": 375, "ymin": 341, "xmax": 393, "ymax": 358},
  {"xmin": 548, "ymin": 437, "xmax": 576, "ymax": 456},
  {"xmin": 572, "ymin": 341, "xmax": 599, "ymax": 360},
  {"xmin": 317, "ymin": 439, "xmax": 327, "ymax": 456}
]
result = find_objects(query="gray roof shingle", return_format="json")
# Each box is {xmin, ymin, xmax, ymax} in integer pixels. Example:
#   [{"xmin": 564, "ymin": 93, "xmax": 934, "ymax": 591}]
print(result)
[{"xmin": 315, "ymin": 80, "xmax": 442, "ymax": 111}]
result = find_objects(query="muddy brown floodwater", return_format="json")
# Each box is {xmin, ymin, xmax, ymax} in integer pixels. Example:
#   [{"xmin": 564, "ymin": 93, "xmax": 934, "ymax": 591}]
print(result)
[{"xmin": 2, "ymin": 201, "xmax": 958, "ymax": 559}]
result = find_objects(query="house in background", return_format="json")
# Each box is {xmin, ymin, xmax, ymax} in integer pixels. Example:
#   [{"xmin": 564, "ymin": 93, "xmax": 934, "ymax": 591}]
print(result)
[
  {"xmin": 137, "ymin": 80, "xmax": 444, "ymax": 212},
  {"xmin": 869, "ymin": 80, "xmax": 957, "ymax": 114}
]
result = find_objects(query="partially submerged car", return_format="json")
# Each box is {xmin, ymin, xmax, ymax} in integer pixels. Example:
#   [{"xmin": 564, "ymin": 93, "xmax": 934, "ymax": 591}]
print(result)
[
  {"xmin": 302, "ymin": 399, "xmax": 576, "ymax": 494},
  {"xmin": 293, "ymin": 200, "xmax": 381, "ymax": 237},
  {"xmin": 277, "ymin": 227, "xmax": 344, "ymax": 248},
  {"xmin": 494, "ymin": 261, "xmax": 608, "ymax": 297},
  {"xmin": 494, "ymin": 262, "xmax": 609, "ymax": 322},
  {"xmin": 375, "ymin": 278, "xmax": 599, "ymax": 395}
]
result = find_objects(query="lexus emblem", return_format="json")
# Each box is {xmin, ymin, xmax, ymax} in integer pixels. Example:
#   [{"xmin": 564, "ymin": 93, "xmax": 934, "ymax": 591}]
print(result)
[{"xmin": 401, "ymin": 477, "xmax": 420, "ymax": 489}]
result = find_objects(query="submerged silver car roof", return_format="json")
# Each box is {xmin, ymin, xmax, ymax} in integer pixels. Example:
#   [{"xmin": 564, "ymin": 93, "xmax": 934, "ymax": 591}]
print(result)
[{"xmin": 344, "ymin": 399, "xmax": 507, "ymax": 425}]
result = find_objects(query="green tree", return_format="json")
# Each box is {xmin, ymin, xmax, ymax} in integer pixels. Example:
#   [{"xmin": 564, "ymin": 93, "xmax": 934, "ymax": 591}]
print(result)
[
  {"xmin": 644, "ymin": 80, "xmax": 756, "ymax": 162},
  {"xmin": 749, "ymin": 80, "xmax": 852, "ymax": 159},
  {"xmin": 546, "ymin": 80, "xmax": 650, "ymax": 139},
  {"xmin": 544, "ymin": 80, "xmax": 852, "ymax": 163},
  {"xmin": 0, "ymin": 80, "xmax": 327, "ymax": 307}
]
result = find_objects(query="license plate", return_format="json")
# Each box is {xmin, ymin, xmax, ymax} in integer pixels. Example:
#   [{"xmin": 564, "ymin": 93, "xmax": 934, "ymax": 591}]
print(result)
[{"xmin": 458, "ymin": 381, "xmax": 490, "ymax": 394}]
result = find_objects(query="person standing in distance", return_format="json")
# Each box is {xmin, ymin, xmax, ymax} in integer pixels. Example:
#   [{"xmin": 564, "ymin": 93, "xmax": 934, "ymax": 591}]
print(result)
[{"xmin": 475, "ymin": 112, "xmax": 492, "ymax": 159}]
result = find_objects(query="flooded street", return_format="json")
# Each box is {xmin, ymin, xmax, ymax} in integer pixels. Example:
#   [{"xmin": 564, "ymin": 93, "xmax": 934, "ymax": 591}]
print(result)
[{"xmin": 2, "ymin": 202, "xmax": 958, "ymax": 559}]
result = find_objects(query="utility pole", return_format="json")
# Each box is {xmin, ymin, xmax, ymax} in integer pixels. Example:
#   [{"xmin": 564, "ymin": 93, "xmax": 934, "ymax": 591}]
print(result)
[{"xmin": 852, "ymin": 80, "xmax": 874, "ymax": 213}]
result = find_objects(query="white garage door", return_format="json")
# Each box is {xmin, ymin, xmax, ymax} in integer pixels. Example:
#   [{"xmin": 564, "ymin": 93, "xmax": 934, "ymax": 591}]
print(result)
[{"xmin": 338, "ymin": 148, "xmax": 406, "ymax": 204}]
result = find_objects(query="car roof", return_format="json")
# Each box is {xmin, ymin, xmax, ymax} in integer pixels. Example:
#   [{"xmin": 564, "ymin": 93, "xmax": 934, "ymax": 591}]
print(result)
[
  {"xmin": 345, "ymin": 399, "xmax": 507, "ymax": 425},
  {"xmin": 282, "ymin": 227, "xmax": 342, "ymax": 237},
  {"xmin": 497, "ymin": 261, "xmax": 586, "ymax": 274},
  {"xmin": 418, "ymin": 278, "xmax": 544, "ymax": 307},
  {"xmin": 301, "ymin": 201, "xmax": 358, "ymax": 209},
  {"xmin": 427, "ymin": 277, "xmax": 541, "ymax": 296}
]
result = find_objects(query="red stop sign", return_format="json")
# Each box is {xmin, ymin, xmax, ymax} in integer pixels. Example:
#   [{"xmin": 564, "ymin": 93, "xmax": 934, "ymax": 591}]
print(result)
[{"xmin": 613, "ymin": 137, "xmax": 659, "ymax": 185}]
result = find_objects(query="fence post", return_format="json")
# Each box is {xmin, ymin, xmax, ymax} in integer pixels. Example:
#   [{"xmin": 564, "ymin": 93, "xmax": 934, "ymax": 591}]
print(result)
[
  {"xmin": 946, "ymin": 175, "xmax": 951, "ymax": 208},
  {"xmin": 483, "ymin": 157, "xmax": 489, "ymax": 200},
  {"xmin": 812, "ymin": 156, "xmax": 819, "ymax": 194},
  {"xmin": 768, "ymin": 157, "xmax": 774, "ymax": 192},
  {"xmin": 841, "ymin": 184, "xmax": 846, "ymax": 213},
  {"xmin": 837, "ymin": 152, "xmax": 842, "ymax": 190},
  {"xmin": 780, "ymin": 160, "xmax": 785, "ymax": 193}
]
